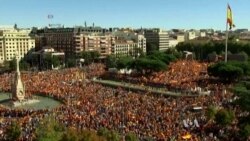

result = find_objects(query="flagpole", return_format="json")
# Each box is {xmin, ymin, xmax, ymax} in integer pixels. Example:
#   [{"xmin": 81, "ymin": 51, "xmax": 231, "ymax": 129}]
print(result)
[
  {"xmin": 225, "ymin": 21, "xmax": 229, "ymax": 62},
  {"xmin": 225, "ymin": 4, "xmax": 229, "ymax": 63}
]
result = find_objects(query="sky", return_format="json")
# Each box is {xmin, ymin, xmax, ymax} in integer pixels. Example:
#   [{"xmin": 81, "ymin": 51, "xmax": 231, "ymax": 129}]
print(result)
[{"xmin": 0, "ymin": 0, "xmax": 249, "ymax": 30}]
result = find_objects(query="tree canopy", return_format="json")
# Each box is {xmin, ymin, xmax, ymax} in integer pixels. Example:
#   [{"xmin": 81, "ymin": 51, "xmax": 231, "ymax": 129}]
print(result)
[
  {"xmin": 5, "ymin": 121, "xmax": 21, "ymax": 141},
  {"xmin": 132, "ymin": 57, "xmax": 167, "ymax": 73},
  {"xmin": 231, "ymin": 80, "xmax": 250, "ymax": 139},
  {"xmin": 35, "ymin": 116, "xmax": 64, "ymax": 141},
  {"xmin": 215, "ymin": 109, "xmax": 235, "ymax": 126},
  {"xmin": 105, "ymin": 51, "xmax": 176, "ymax": 74},
  {"xmin": 116, "ymin": 56, "xmax": 133, "ymax": 69},
  {"xmin": 105, "ymin": 55, "xmax": 118, "ymax": 68},
  {"xmin": 207, "ymin": 61, "xmax": 250, "ymax": 82},
  {"xmin": 79, "ymin": 51, "xmax": 100, "ymax": 64},
  {"xmin": 176, "ymin": 41, "xmax": 250, "ymax": 61}
]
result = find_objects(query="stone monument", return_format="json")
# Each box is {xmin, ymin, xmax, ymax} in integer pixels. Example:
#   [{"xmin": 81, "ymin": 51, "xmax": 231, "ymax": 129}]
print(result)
[
  {"xmin": 11, "ymin": 56, "xmax": 25, "ymax": 101},
  {"xmin": 10, "ymin": 55, "xmax": 39, "ymax": 107}
]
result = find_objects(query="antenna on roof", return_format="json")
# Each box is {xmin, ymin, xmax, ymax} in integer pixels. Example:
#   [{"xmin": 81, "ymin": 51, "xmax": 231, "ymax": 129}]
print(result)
[
  {"xmin": 47, "ymin": 14, "xmax": 54, "ymax": 28},
  {"xmin": 14, "ymin": 23, "xmax": 18, "ymax": 29},
  {"xmin": 84, "ymin": 21, "xmax": 87, "ymax": 27}
]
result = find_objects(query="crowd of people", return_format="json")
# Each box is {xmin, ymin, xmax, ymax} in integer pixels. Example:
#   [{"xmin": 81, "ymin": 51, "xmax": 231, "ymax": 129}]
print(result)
[
  {"xmin": 0, "ymin": 61, "xmax": 236, "ymax": 140},
  {"xmin": 104, "ymin": 60, "xmax": 227, "ymax": 95}
]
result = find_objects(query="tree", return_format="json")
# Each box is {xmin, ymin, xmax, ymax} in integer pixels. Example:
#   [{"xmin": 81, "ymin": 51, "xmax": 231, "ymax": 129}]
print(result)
[
  {"xmin": 97, "ymin": 128, "xmax": 120, "ymax": 141},
  {"xmin": 105, "ymin": 130, "xmax": 120, "ymax": 141},
  {"xmin": 238, "ymin": 51, "xmax": 248, "ymax": 61},
  {"xmin": 19, "ymin": 59, "xmax": 30, "ymax": 70},
  {"xmin": 22, "ymin": 48, "xmax": 39, "ymax": 68},
  {"xmin": 233, "ymin": 82, "xmax": 250, "ymax": 112},
  {"xmin": 125, "ymin": 132, "xmax": 139, "ymax": 141},
  {"xmin": 35, "ymin": 116, "xmax": 64, "ymax": 141},
  {"xmin": 146, "ymin": 43, "xmax": 158, "ymax": 54},
  {"xmin": 230, "ymin": 61, "xmax": 250, "ymax": 75},
  {"xmin": 116, "ymin": 56, "xmax": 133, "ymax": 69},
  {"xmin": 165, "ymin": 48, "xmax": 183, "ymax": 59},
  {"xmin": 147, "ymin": 51, "xmax": 176, "ymax": 65},
  {"xmin": 97, "ymin": 127, "xmax": 110, "ymax": 137},
  {"xmin": 90, "ymin": 51, "xmax": 100, "ymax": 61},
  {"xmin": 132, "ymin": 58, "xmax": 167, "ymax": 74},
  {"xmin": 106, "ymin": 55, "xmax": 117, "ymax": 68},
  {"xmin": 79, "ymin": 51, "xmax": 100, "ymax": 64},
  {"xmin": 51, "ymin": 55, "xmax": 61, "ymax": 68},
  {"xmin": 79, "ymin": 130, "xmax": 106, "ymax": 141},
  {"xmin": 134, "ymin": 47, "xmax": 145, "ymax": 58},
  {"xmin": 233, "ymin": 81, "xmax": 250, "ymax": 140},
  {"xmin": 176, "ymin": 41, "xmax": 250, "ymax": 61},
  {"xmin": 9, "ymin": 58, "xmax": 17, "ymax": 71},
  {"xmin": 65, "ymin": 57, "xmax": 76, "ymax": 68},
  {"xmin": 240, "ymin": 124, "xmax": 250, "ymax": 139},
  {"xmin": 79, "ymin": 51, "xmax": 91, "ymax": 64},
  {"xmin": 43, "ymin": 54, "xmax": 53, "ymax": 70},
  {"xmin": 206, "ymin": 105, "xmax": 218, "ymax": 121},
  {"xmin": 5, "ymin": 121, "xmax": 21, "ymax": 141},
  {"xmin": 215, "ymin": 109, "xmax": 235, "ymax": 126},
  {"xmin": 60, "ymin": 128, "xmax": 78, "ymax": 141},
  {"xmin": 208, "ymin": 62, "xmax": 244, "ymax": 82}
]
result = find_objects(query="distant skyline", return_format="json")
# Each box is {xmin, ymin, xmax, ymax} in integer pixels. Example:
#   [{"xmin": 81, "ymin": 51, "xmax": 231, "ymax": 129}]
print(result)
[{"xmin": 0, "ymin": 0, "xmax": 249, "ymax": 30}]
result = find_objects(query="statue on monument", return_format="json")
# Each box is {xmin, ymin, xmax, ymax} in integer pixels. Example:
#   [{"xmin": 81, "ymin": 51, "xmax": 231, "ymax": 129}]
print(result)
[{"xmin": 11, "ymin": 55, "xmax": 25, "ymax": 101}]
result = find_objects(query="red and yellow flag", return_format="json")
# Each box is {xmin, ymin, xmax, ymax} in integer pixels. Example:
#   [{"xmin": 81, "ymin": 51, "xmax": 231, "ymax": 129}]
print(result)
[{"xmin": 227, "ymin": 4, "xmax": 235, "ymax": 30}]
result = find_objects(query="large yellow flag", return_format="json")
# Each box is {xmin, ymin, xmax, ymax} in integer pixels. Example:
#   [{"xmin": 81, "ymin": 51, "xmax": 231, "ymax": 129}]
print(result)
[{"xmin": 227, "ymin": 4, "xmax": 235, "ymax": 30}]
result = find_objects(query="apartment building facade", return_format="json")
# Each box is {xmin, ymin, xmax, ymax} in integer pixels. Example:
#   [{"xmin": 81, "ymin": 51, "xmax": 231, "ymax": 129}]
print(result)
[
  {"xmin": 144, "ymin": 28, "xmax": 170, "ymax": 52},
  {"xmin": 0, "ymin": 26, "xmax": 35, "ymax": 63},
  {"xmin": 74, "ymin": 34, "xmax": 115, "ymax": 57},
  {"xmin": 185, "ymin": 31, "xmax": 197, "ymax": 40},
  {"xmin": 35, "ymin": 27, "xmax": 147, "ymax": 59},
  {"xmin": 35, "ymin": 28, "xmax": 76, "ymax": 58},
  {"xmin": 111, "ymin": 40, "xmax": 138, "ymax": 57},
  {"xmin": 137, "ymin": 34, "xmax": 146, "ymax": 53},
  {"xmin": 35, "ymin": 27, "xmax": 113, "ymax": 58}
]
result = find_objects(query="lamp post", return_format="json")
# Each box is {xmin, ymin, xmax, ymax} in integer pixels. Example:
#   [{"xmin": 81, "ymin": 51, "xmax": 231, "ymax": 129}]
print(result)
[{"xmin": 122, "ymin": 94, "xmax": 126, "ymax": 141}]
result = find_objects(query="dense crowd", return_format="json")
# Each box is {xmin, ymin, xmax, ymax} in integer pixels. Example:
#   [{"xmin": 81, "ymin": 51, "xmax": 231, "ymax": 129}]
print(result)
[
  {"xmin": 149, "ymin": 60, "xmax": 209, "ymax": 89},
  {"xmin": 104, "ymin": 60, "xmax": 226, "ymax": 94},
  {"xmin": 0, "ymin": 62, "xmax": 236, "ymax": 140}
]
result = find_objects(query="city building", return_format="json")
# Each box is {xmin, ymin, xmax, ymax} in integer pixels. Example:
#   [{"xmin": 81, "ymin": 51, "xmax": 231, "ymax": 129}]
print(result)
[
  {"xmin": 136, "ymin": 34, "xmax": 146, "ymax": 53},
  {"xmin": 176, "ymin": 34, "xmax": 185, "ymax": 43},
  {"xmin": 111, "ymin": 30, "xmax": 146, "ymax": 57},
  {"xmin": 0, "ymin": 25, "xmax": 35, "ymax": 64},
  {"xmin": 112, "ymin": 40, "xmax": 138, "ymax": 57},
  {"xmin": 185, "ymin": 31, "xmax": 197, "ymax": 40},
  {"xmin": 35, "ymin": 26, "xmax": 147, "ymax": 59},
  {"xmin": 199, "ymin": 30, "xmax": 207, "ymax": 37},
  {"xmin": 168, "ymin": 38, "xmax": 179, "ymax": 47},
  {"xmin": 35, "ymin": 27, "xmax": 76, "ymax": 58},
  {"xmin": 144, "ymin": 28, "xmax": 170, "ymax": 52},
  {"xmin": 32, "ymin": 46, "xmax": 65, "ymax": 69},
  {"xmin": 35, "ymin": 26, "xmax": 112, "ymax": 59},
  {"xmin": 235, "ymin": 29, "xmax": 248, "ymax": 34},
  {"xmin": 74, "ymin": 34, "xmax": 115, "ymax": 57},
  {"xmin": 75, "ymin": 25, "xmax": 111, "ymax": 34}
]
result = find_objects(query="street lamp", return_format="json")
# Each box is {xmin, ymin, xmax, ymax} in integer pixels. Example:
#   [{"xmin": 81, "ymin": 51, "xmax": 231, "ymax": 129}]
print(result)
[{"xmin": 121, "ymin": 94, "xmax": 126, "ymax": 141}]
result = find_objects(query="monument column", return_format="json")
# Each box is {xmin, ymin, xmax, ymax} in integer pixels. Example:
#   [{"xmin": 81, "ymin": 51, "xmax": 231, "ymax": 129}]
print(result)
[{"xmin": 11, "ymin": 55, "xmax": 25, "ymax": 101}]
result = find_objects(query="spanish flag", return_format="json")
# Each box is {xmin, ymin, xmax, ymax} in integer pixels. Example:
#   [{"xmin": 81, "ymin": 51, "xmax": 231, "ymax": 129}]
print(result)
[
  {"xmin": 227, "ymin": 4, "xmax": 235, "ymax": 30},
  {"xmin": 182, "ymin": 133, "xmax": 192, "ymax": 139}
]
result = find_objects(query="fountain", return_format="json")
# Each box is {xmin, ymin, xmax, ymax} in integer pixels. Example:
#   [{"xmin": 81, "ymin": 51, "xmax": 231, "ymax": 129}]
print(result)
[
  {"xmin": 11, "ymin": 55, "xmax": 39, "ymax": 106},
  {"xmin": 0, "ymin": 55, "xmax": 62, "ymax": 110}
]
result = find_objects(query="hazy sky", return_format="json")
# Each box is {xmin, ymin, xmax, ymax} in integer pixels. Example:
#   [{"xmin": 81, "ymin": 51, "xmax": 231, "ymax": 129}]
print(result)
[{"xmin": 0, "ymin": 0, "xmax": 249, "ymax": 30}]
